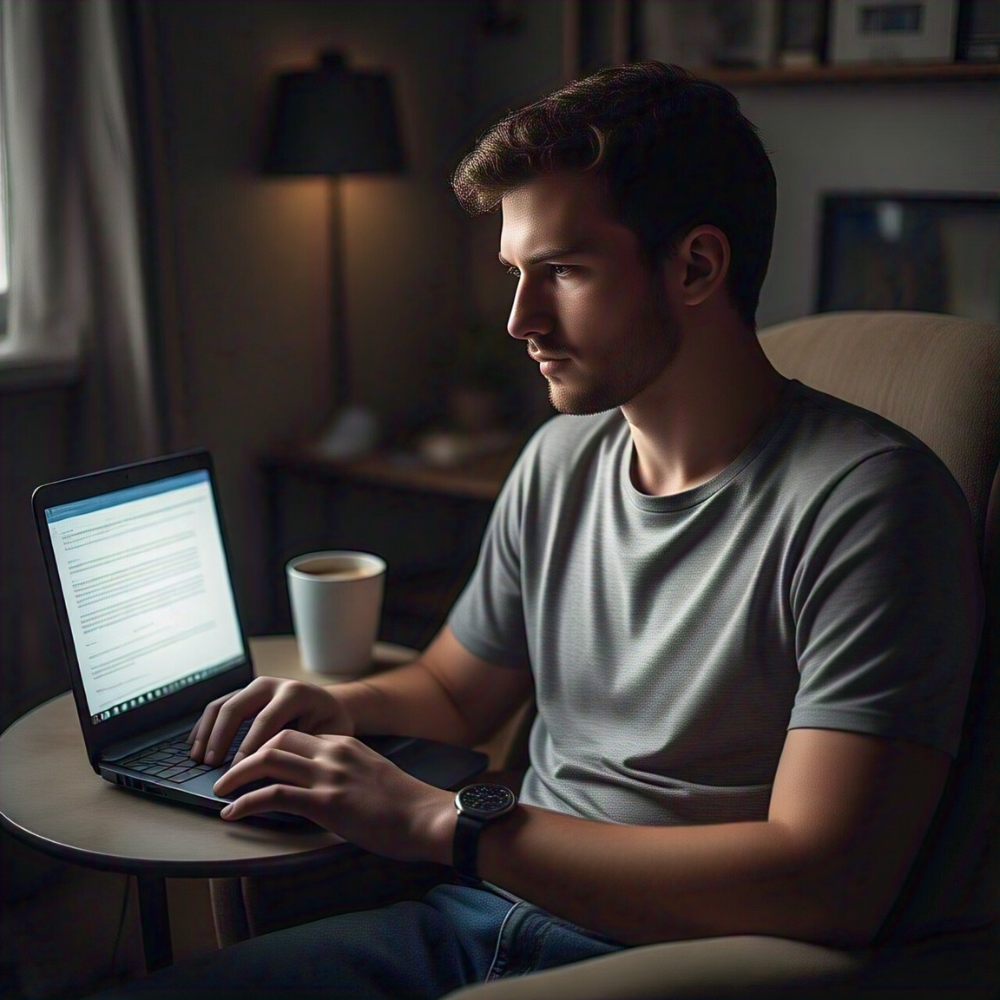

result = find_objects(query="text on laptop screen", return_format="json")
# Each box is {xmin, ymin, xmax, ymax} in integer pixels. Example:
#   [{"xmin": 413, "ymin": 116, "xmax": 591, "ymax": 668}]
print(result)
[{"xmin": 43, "ymin": 470, "xmax": 244, "ymax": 723}]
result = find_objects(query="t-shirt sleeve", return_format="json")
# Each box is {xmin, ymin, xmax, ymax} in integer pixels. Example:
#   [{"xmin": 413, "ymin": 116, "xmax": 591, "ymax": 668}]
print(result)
[
  {"xmin": 788, "ymin": 447, "xmax": 984, "ymax": 757},
  {"xmin": 447, "ymin": 437, "xmax": 536, "ymax": 670}
]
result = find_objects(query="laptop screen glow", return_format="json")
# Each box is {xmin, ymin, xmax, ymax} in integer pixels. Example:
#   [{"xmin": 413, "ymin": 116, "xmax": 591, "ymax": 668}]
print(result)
[{"xmin": 43, "ymin": 470, "xmax": 245, "ymax": 724}]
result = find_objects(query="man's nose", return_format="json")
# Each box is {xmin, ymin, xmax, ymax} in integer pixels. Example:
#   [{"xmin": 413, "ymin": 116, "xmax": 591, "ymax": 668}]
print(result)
[{"xmin": 507, "ymin": 277, "xmax": 553, "ymax": 341}]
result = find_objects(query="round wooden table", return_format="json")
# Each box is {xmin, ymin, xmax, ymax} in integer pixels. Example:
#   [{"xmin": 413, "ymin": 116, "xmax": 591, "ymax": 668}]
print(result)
[{"xmin": 0, "ymin": 636, "xmax": 416, "ymax": 971}]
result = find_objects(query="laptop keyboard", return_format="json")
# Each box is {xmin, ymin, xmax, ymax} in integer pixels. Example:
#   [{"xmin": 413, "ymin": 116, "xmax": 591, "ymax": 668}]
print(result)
[
  {"xmin": 121, "ymin": 719, "xmax": 252, "ymax": 784},
  {"xmin": 121, "ymin": 724, "xmax": 415, "ymax": 787}
]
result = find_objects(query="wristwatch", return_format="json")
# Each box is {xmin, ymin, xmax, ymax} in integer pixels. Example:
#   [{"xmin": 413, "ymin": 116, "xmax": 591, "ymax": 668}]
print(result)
[{"xmin": 453, "ymin": 783, "xmax": 517, "ymax": 879}]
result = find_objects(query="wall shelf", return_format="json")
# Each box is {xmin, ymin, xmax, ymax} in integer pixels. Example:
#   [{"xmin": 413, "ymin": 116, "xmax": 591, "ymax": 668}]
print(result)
[
  {"xmin": 701, "ymin": 62, "xmax": 1000, "ymax": 87},
  {"xmin": 565, "ymin": 1, "xmax": 1000, "ymax": 86}
]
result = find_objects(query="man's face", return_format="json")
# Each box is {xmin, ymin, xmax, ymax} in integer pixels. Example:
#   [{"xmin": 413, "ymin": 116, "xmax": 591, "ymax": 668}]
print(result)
[{"xmin": 500, "ymin": 172, "xmax": 680, "ymax": 415}]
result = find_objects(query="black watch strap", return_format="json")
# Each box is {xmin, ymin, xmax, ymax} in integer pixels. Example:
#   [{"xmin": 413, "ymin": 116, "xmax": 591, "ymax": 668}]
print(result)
[{"xmin": 453, "ymin": 812, "xmax": 485, "ymax": 879}]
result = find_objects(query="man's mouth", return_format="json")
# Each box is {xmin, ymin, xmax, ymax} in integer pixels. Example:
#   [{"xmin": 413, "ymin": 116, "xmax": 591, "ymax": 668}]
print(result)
[
  {"xmin": 528, "ymin": 346, "xmax": 572, "ymax": 377},
  {"xmin": 526, "ymin": 343, "xmax": 572, "ymax": 377},
  {"xmin": 527, "ymin": 344, "xmax": 571, "ymax": 364}
]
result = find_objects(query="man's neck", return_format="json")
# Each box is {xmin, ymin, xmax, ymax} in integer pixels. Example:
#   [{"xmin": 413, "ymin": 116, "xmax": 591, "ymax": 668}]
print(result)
[{"xmin": 622, "ymin": 327, "xmax": 788, "ymax": 498}]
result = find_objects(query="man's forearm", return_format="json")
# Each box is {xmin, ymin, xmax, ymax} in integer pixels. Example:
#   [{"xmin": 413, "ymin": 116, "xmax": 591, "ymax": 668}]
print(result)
[
  {"xmin": 331, "ymin": 659, "xmax": 484, "ymax": 747},
  {"xmin": 329, "ymin": 626, "xmax": 532, "ymax": 748},
  {"xmin": 475, "ymin": 805, "xmax": 881, "ymax": 949},
  {"xmin": 463, "ymin": 730, "xmax": 949, "ymax": 950}
]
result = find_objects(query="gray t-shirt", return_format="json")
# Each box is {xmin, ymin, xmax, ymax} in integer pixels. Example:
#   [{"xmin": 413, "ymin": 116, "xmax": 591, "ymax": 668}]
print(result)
[{"xmin": 449, "ymin": 380, "xmax": 982, "ymax": 834}]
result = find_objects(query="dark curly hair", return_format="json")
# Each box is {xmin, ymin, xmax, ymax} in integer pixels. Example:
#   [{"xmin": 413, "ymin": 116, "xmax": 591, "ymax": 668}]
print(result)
[{"xmin": 451, "ymin": 61, "xmax": 776, "ymax": 331}]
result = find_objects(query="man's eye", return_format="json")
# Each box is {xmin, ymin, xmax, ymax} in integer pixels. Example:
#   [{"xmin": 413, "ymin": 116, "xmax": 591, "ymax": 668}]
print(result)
[{"xmin": 505, "ymin": 263, "xmax": 572, "ymax": 279}]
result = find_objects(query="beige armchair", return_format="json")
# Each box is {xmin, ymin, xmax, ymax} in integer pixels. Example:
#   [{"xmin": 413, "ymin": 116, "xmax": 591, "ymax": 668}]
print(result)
[{"xmin": 218, "ymin": 311, "xmax": 1000, "ymax": 999}]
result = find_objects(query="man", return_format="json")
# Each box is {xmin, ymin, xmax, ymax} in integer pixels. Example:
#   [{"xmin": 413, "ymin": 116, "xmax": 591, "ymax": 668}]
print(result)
[{"xmin": 107, "ymin": 61, "xmax": 983, "ymax": 997}]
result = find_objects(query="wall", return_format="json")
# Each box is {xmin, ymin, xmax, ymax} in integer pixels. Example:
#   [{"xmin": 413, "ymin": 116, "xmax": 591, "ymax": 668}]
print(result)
[
  {"xmin": 147, "ymin": 0, "xmax": 480, "ymax": 633},
  {"xmin": 741, "ymin": 82, "xmax": 1000, "ymax": 327}
]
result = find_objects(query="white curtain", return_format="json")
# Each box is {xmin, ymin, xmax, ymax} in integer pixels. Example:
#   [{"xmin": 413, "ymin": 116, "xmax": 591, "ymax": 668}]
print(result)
[{"xmin": 0, "ymin": 0, "xmax": 161, "ymax": 461}]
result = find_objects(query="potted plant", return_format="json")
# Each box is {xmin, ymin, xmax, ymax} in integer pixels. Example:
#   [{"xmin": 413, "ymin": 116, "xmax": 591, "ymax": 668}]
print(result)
[{"xmin": 447, "ymin": 321, "xmax": 517, "ymax": 432}]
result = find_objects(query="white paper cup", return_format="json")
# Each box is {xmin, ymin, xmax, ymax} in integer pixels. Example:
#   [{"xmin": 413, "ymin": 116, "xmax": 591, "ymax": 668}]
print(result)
[{"xmin": 286, "ymin": 551, "xmax": 386, "ymax": 677}]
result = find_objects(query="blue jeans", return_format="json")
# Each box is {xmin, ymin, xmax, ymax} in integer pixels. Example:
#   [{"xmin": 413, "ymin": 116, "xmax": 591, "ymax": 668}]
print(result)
[{"xmin": 95, "ymin": 880, "xmax": 625, "ymax": 999}]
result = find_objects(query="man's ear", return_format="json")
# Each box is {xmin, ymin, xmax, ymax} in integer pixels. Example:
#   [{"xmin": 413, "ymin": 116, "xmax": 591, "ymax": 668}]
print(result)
[{"xmin": 664, "ymin": 226, "xmax": 731, "ymax": 308}]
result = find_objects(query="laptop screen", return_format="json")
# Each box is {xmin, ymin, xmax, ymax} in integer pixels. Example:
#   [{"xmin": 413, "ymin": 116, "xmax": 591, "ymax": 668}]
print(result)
[{"xmin": 42, "ymin": 469, "xmax": 245, "ymax": 725}]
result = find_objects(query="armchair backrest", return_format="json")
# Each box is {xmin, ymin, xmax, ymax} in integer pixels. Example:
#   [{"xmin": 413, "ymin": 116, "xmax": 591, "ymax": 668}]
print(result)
[{"xmin": 759, "ymin": 310, "xmax": 1000, "ymax": 940}]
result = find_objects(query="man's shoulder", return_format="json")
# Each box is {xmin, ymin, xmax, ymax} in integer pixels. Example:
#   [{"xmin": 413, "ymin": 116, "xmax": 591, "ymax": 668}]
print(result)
[
  {"xmin": 782, "ymin": 381, "xmax": 944, "ymax": 475},
  {"xmin": 779, "ymin": 381, "xmax": 965, "ymax": 512}
]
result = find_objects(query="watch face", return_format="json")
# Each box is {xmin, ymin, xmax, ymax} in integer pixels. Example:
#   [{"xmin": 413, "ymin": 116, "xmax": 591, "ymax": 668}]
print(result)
[{"xmin": 457, "ymin": 783, "xmax": 516, "ymax": 820}]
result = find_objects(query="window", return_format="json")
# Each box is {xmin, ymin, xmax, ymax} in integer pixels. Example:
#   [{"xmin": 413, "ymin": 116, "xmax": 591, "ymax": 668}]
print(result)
[{"xmin": 0, "ymin": 0, "xmax": 144, "ymax": 388}]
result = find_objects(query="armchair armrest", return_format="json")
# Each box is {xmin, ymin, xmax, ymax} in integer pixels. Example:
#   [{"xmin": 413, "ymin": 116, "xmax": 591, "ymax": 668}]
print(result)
[{"xmin": 444, "ymin": 935, "xmax": 866, "ymax": 1000}]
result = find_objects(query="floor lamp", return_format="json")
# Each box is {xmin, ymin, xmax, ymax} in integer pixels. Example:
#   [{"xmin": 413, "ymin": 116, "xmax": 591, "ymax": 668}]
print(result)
[{"xmin": 263, "ymin": 51, "xmax": 405, "ymax": 458}]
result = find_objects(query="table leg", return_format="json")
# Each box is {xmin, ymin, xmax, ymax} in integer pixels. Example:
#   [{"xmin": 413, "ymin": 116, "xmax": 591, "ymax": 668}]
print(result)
[{"xmin": 136, "ymin": 875, "xmax": 173, "ymax": 973}]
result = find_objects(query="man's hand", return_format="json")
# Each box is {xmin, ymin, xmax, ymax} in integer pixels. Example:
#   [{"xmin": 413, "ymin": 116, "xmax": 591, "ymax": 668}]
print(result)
[
  {"xmin": 188, "ymin": 676, "xmax": 353, "ymax": 767},
  {"xmin": 212, "ymin": 730, "xmax": 456, "ymax": 864}
]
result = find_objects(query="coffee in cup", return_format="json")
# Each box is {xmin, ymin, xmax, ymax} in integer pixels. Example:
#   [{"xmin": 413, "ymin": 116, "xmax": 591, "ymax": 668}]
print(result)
[{"xmin": 286, "ymin": 551, "xmax": 386, "ymax": 677}]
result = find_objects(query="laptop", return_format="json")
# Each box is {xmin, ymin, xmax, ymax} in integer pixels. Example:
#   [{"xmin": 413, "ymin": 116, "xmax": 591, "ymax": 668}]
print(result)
[{"xmin": 32, "ymin": 449, "xmax": 486, "ymax": 826}]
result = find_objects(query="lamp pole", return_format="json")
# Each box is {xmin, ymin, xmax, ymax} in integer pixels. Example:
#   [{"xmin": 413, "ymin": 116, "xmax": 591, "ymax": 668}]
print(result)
[
  {"xmin": 262, "ymin": 50, "xmax": 404, "ymax": 458},
  {"xmin": 328, "ymin": 176, "xmax": 349, "ymax": 406}
]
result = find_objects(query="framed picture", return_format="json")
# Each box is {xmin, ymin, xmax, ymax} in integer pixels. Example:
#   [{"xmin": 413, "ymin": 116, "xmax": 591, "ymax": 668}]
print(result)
[
  {"xmin": 816, "ymin": 193, "xmax": 1000, "ymax": 324},
  {"xmin": 638, "ymin": 1, "xmax": 780, "ymax": 70},
  {"xmin": 829, "ymin": 0, "xmax": 959, "ymax": 63},
  {"xmin": 778, "ymin": 0, "xmax": 830, "ymax": 68},
  {"xmin": 957, "ymin": 0, "xmax": 1000, "ymax": 62}
]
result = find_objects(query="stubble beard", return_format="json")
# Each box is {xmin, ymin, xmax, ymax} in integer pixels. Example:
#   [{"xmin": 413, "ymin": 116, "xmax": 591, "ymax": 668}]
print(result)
[
  {"xmin": 546, "ymin": 376, "xmax": 622, "ymax": 416},
  {"xmin": 546, "ymin": 307, "xmax": 682, "ymax": 416}
]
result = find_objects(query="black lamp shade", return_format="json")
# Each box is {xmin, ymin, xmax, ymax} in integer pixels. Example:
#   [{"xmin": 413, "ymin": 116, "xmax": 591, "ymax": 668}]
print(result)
[{"xmin": 263, "ymin": 52, "xmax": 404, "ymax": 176}]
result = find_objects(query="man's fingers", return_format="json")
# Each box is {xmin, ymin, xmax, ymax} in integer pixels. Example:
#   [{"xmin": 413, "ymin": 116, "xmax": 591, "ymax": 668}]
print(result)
[
  {"xmin": 231, "ymin": 690, "xmax": 312, "ymax": 763},
  {"xmin": 191, "ymin": 679, "xmax": 350, "ymax": 765},
  {"xmin": 219, "ymin": 782, "xmax": 322, "ymax": 824},
  {"xmin": 210, "ymin": 730, "xmax": 440, "ymax": 861},
  {"xmin": 202, "ymin": 680, "xmax": 281, "ymax": 764},
  {"xmin": 213, "ymin": 746, "xmax": 316, "ymax": 797},
  {"xmin": 188, "ymin": 692, "xmax": 237, "ymax": 759},
  {"xmin": 189, "ymin": 694, "xmax": 228, "ymax": 744}
]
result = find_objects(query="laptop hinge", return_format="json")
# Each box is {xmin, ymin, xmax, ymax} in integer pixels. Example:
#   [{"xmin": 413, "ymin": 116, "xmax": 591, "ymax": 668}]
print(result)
[{"xmin": 102, "ymin": 713, "xmax": 201, "ymax": 763}]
